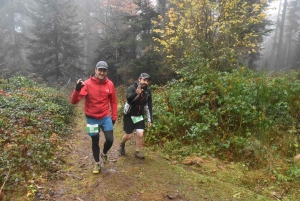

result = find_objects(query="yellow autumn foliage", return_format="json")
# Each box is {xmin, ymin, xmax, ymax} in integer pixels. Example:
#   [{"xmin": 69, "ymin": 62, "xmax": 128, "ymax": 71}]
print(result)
[{"xmin": 153, "ymin": 0, "xmax": 267, "ymax": 70}]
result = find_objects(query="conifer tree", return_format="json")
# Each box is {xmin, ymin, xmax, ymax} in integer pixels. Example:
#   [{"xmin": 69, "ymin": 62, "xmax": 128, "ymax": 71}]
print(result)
[
  {"xmin": 0, "ymin": 0, "xmax": 28, "ymax": 75},
  {"xmin": 27, "ymin": 0, "xmax": 84, "ymax": 83},
  {"xmin": 275, "ymin": 0, "xmax": 288, "ymax": 70},
  {"xmin": 293, "ymin": 31, "xmax": 300, "ymax": 69},
  {"xmin": 286, "ymin": 0, "xmax": 300, "ymax": 69},
  {"xmin": 112, "ymin": 0, "xmax": 164, "ymax": 84},
  {"xmin": 93, "ymin": 0, "xmax": 172, "ymax": 85}
]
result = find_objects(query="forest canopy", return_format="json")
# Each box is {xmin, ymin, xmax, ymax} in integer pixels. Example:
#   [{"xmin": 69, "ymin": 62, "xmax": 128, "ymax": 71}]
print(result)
[{"xmin": 0, "ymin": 0, "xmax": 299, "ymax": 85}]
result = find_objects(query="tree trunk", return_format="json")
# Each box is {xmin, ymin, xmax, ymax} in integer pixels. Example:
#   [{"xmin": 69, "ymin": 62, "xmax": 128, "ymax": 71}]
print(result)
[
  {"xmin": 54, "ymin": 15, "xmax": 60, "ymax": 79},
  {"xmin": 269, "ymin": 0, "xmax": 282, "ymax": 69},
  {"xmin": 9, "ymin": 0, "xmax": 16, "ymax": 45},
  {"xmin": 83, "ymin": 0, "xmax": 92, "ymax": 71},
  {"xmin": 275, "ymin": 0, "xmax": 288, "ymax": 70},
  {"xmin": 284, "ymin": 0, "xmax": 298, "ymax": 68}
]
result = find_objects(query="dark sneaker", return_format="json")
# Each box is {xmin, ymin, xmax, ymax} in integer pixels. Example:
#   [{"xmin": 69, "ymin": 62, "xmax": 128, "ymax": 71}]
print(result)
[
  {"xmin": 135, "ymin": 151, "xmax": 145, "ymax": 159},
  {"xmin": 93, "ymin": 163, "xmax": 101, "ymax": 174},
  {"xmin": 101, "ymin": 153, "xmax": 108, "ymax": 164},
  {"xmin": 119, "ymin": 143, "xmax": 125, "ymax": 156}
]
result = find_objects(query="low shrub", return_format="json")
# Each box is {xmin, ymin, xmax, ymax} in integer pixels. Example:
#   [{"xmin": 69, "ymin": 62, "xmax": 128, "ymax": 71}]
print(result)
[
  {"xmin": 146, "ymin": 67, "xmax": 300, "ymax": 171},
  {"xmin": 0, "ymin": 76, "xmax": 75, "ymax": 198}
]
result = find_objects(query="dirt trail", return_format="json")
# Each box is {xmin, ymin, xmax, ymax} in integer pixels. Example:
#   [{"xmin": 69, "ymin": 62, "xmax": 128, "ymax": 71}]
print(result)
[{"xmin": 35, "ymin": 104, "xmax": 274, "ymax": 201}]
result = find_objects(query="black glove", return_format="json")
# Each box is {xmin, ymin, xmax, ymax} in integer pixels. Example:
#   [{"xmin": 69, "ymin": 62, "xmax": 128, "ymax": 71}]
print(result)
[
  {"xmin": 112, "ymin": 120, "xmax": 115, "ymax": 125},
  {"xmin": 75, "ymin": 81, "xmax": 84, "ymax": 91}
]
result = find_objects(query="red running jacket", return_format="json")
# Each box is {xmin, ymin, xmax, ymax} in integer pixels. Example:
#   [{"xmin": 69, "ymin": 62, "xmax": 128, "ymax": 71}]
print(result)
[{"xmin": 70, "ymin": 75, "xmax": 117, "ymax": 121}]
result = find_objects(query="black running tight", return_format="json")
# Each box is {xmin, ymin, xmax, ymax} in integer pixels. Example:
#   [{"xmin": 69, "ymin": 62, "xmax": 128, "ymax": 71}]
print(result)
[{"xmin": 91, "ymin": 130, "xmax": 114, "ymax": 162}]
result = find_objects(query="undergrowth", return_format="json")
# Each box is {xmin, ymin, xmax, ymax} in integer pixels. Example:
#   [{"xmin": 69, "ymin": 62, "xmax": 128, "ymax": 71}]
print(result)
[
  {"xmin": 1, "ymin": 69, "xmax": 300, "ymax": 200},
  {"xmin": 0, "ymin": 76, "xmax": 75, "ymax": 199},
  {"xmin": 146, "ymin": 67, "xmax": 300, "ymax": 181}
]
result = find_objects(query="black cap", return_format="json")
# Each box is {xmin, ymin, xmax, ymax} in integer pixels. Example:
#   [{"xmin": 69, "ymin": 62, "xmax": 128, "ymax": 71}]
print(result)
[{"xmin": 139, "ymin": 73, "xmax": 151, "ymax": 80}]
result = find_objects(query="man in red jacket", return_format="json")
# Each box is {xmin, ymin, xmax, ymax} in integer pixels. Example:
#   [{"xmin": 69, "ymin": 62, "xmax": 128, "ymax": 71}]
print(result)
[{"xmin": 70, "ymin": 61, "xmax": 117, "ymax": 174}]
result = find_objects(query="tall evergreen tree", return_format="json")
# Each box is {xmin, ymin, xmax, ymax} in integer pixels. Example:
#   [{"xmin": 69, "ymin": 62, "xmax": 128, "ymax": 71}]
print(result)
[
  {"xmin": 247, "ymin": 0, "xmax": 271, "ymax": 69},
  {"xmin": 275, "ymin": 0, "xmax": 288, "ymax": 70},
  {"xmin": 287, "ymin": 0, "xmax": 300, "ymax": 69},
  {"xmin": 27, "ymin": 0, "xmax": 85, "ymax": 84},
  {"xmin": 0, "ymin": 0, "xmax": 29, "ymax": 75},
  {"xmin": 114, "ymin": 0, "xmax": 164, "ymax": 84},
  {"xmin": 73, "ymin": 0, "xmax": 99, "ymax": 74},
  {"xmin": 290, "ymin": 0, "xmax": 300, "ymax": 69},
  {"xmin": 94, "ymin": 0, "xmax": 173, "ymax": 85}
]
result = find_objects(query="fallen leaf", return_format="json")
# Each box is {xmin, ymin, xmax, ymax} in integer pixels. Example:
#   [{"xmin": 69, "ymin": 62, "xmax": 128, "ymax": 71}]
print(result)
[{"xmin": 217, "ymin": 164, "xmax": 225, "ymax": 170}]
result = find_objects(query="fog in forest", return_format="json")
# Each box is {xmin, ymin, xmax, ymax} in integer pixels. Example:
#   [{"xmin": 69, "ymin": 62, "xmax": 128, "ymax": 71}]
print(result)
[
  {"xmin": 0, "ymin": 0, "xmax": 300, "ymax": 86},
  {"xmin": 256, "ymin": 0, "xmax": 300, "ymax": 72}
]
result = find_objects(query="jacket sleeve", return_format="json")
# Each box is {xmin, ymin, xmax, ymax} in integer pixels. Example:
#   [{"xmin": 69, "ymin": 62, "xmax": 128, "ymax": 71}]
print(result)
[
  {"xmin": 127, "ymin": 85, "xmax": 139, "ymax": 104},
  {"xmin": 70, "ymin": 84, "xmax": 87, "ymax": 104},
  {"xmin": 110, "ymin": 83, "xmax": 118, "ymax": 121},
  {"xmin": 144, "ymin": 104, "xmax": 152, "ymax": 122},
  {"xmin": 147, "ymin": 89, "xmax": 153, "ymax": 123}
]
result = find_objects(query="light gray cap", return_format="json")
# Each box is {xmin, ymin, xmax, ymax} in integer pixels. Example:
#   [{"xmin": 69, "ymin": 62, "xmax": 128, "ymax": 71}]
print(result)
[{"xmin": 96, "ymin": 61, "xmax": 108, "ymax": 70}]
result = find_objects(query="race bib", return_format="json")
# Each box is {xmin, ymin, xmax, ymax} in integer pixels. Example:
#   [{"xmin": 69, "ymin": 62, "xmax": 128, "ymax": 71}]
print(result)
[
  {"xmin": 86, "ymin": 124, "xmax": 98, "ymax": 133},
  {"xmin": 131, "ymin": 115, "xmax": 144, "ymax": 124}
]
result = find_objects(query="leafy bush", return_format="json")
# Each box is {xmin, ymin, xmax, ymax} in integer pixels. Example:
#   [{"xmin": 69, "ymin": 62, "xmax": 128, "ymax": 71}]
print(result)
[
  {"xmin": 0, "ymin": 76, "xmax": 75, "ymax": 198},
  {"xmin": 146, "ymin": 67, "xmax": 300, "ymax": 168}
]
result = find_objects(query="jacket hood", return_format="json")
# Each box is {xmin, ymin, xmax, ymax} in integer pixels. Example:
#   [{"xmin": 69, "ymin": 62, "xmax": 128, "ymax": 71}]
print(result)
[{"xmin": 90, "ymin": 74, "xmax": 108, "ymax": 84}]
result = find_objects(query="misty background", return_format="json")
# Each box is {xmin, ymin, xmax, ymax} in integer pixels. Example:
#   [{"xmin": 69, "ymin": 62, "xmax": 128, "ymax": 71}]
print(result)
[
  {"xmin": 0, "ymin": 0, "xmax": 299, "ymax": 86},
  {"xmin": 256, "ymin": 0, "xmax": 300, "ymax": 72}
]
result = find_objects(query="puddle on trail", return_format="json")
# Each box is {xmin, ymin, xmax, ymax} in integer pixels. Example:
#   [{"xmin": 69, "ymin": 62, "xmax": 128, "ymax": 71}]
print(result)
[{"xmin": 101, "ymin": 167, "xmax": 119, "ymax": 173}]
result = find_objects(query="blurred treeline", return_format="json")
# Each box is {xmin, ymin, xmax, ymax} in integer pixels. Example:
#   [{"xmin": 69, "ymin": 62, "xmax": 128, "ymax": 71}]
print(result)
[{"xmin": 0, "ymin": 0, "xmax": 299, "ymax": 86}]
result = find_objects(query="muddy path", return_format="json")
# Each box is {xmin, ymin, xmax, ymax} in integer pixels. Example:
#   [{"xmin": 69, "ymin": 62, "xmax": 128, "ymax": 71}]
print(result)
[{"xmin": 34, "ymin": 104, "xmax": 274, "ymax": 201}]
